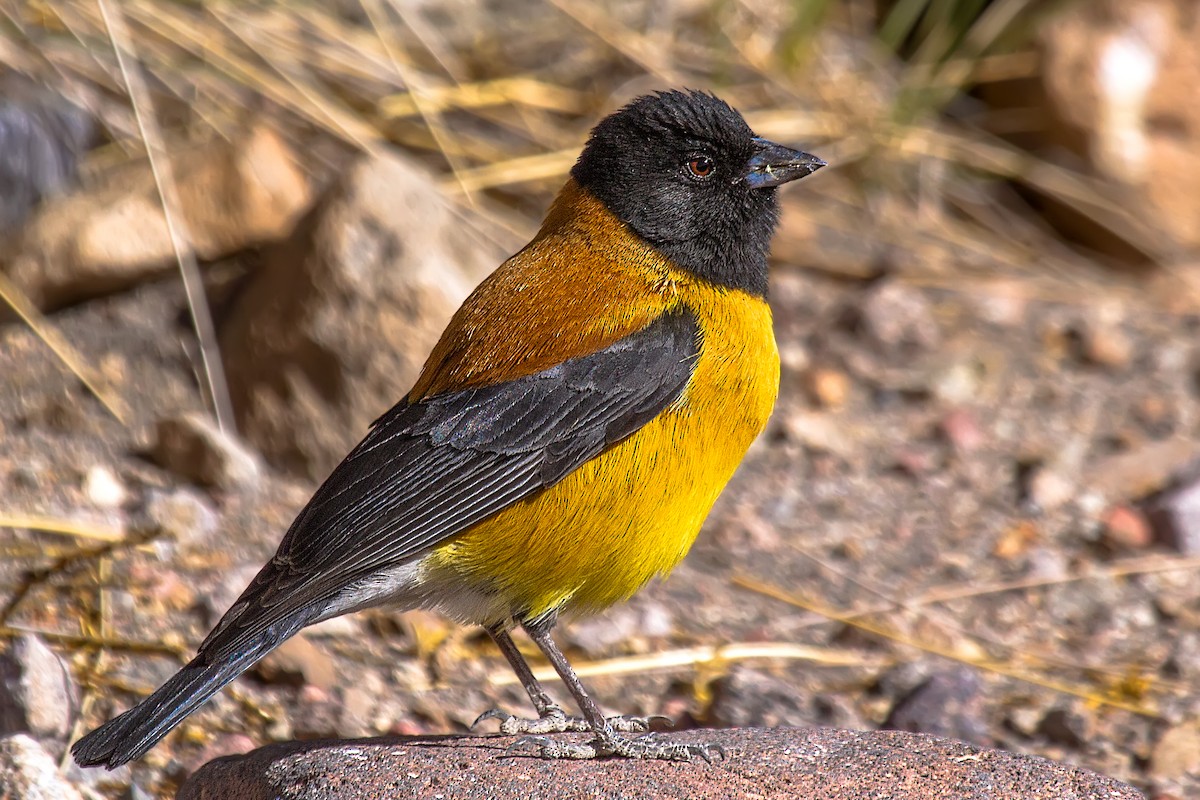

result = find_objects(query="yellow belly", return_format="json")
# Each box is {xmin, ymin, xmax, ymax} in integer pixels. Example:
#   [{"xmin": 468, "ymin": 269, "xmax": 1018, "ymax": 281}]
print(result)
[{"xmin": 425, "ymin": 286, "xmax": 779, "ymax": 621}]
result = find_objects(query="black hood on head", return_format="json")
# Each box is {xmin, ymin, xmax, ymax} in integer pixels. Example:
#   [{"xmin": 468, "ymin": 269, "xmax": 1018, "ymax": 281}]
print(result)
[{"xmin": 572, "ymin": 90, "xmax": 823, "ymax": 297}]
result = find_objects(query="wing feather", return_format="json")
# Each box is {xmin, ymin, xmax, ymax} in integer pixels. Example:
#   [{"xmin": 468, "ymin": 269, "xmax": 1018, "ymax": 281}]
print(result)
[{"xmin": 200, "ymin": 306, "xmax": 700, "ymax": 660}]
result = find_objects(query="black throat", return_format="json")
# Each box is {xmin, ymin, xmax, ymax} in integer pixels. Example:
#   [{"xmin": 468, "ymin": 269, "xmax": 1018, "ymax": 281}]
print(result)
[{"xmin": 572, "ymin": 165, "xmax": 778, "ymax": 299}]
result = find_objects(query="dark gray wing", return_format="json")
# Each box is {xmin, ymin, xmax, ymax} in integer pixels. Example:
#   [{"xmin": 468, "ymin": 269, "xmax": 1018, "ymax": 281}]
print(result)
[{"xmin": 201, "ymin": 306, "xmax": 700, "ymax": 659}]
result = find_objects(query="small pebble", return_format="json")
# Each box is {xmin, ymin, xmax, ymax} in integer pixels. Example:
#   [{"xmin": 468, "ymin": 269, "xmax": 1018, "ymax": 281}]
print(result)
[
  {"xmin": 83, "ymin": 465, "xmax": 127, "ymax": 509},
  {"xmin": 1023, "ymin": 466, "xmax": 1075, "ymax": 513},
  {"xmin": 1146, "ymin": 472, "xmax": 1200, "ymax": 555},
  {"xmin": 1077, "ymin": 322, "xmax": 1133, "ymax": 369},
  {"xmin": 940, "ymin": 408, "xmax": 984, "ymax": 453},
  {"xmin": 1101, "ymin": 505, "xmax": 1154, "ymax": 550},
  {"xmin": 931, "ymin": 359, "xmax": 984, "ymax": 405},
  {"xmin": 805, "ymin": 367, "xmax": 850, "ymax": 409}
]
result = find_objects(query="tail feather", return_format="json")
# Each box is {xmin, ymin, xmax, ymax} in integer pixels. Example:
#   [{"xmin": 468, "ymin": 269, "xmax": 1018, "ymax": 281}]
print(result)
[{"xmin": 72, "ymin": 614, "xmax": 310, "ymax": 769}]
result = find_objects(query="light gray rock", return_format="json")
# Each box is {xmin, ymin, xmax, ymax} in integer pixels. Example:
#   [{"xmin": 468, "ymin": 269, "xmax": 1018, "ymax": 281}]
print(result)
[
  {"xmin": 144, "ymin": 487, "xmax": 221, "ymax": 545},
  {"xmin": 1147, "ymin": 468, "xmax": 1200, "ymax": 555},
  {"xmin": 0, "ymin": 734, "xmax": 83, "ymax": 800},
  {"xmin": 0, "ymin": 635, "xmax": 76, "ymax": 739}
]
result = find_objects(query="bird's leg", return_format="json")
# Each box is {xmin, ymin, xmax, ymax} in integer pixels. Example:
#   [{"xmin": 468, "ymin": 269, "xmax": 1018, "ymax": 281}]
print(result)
[
  {"xmin": 509, "ymin": 616, "xmax": 723, "ymax": 763},
  {"xmin": 474, "ymin": 624, "xmax": 657, "ymax": 735}
]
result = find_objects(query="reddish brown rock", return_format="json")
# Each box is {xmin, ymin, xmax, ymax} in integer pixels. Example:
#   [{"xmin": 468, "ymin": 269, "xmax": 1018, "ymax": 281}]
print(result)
[
  {"xmin": 176, "ymin": 728, "xmax": 1143, "ymax": 800},
  {"xmin": 1101, "ymin": 504, "xmax": 1154, "ymax": 550}
]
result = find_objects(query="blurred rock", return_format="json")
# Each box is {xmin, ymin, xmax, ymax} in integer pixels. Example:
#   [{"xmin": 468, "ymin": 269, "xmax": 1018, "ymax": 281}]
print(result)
[
  {"xmin": 1023, "ymin": 465, "xmax": 1076, "ymax": 513},
  {"xmin": 1150, "ymin": 722, "xmax": 1200, "ymax": 782},
  {"xmin": 1145, "ymin": 464, "xmax": 1200, "ymax": 555},
  {"xmin": 783, "ymin": 410, "xmax": 854, "ymax": 456},
  {"xmin": 255, "ymin": 637, "xmax": 337, "ymax": 692},
  {"xmin": 893, "ymin": 445, "xmax": 938, "ymax": 477},
  {"xmin": 929, "ymin": 358, "xmax": 986, "ymax": 406},
  {"xmin": 150, "ymin": 413, "xmax": 262, "ymax": 491},
  {"xmin": 1101, "ymin": 504, "xmax": 1154, "ymax": 550},
  {"xmin": 940, "ymin": 408, "xmax": 984, "ymax": 453},
  {"xmin": 0, "ymin": 634, "xmax": 76, "ymax": 740},
  {"xmin": 803, "ymin": 367, "xmax": 850, "ymax": 409},
  {"xmin": 63, "ymin": 756, "xmax": 133, "ymax": 799},
  {"xmin": 778, "ymin": 341, "xmax": 811, "ymax": 374},
  {"xmin": 190, "ymin": 733, "xmax": 258, "ymax": 774},
  {"xmin": 0, "ymin": 734, "xmax": 83, "ymax": 800},
  {"xmin": 0, "ymin": 74, "xmax": 94, "ymax": 235},
  {"xmin": 565, "ymin": 602, "xmax": 672, "ymax": 658},
  {"xmin": 220, "ymin": 148, "xmax": 506, "ymax": 480},
  {"xmin": 1086, "ymin": 439, "xmax": 1198, "ymax": 504},
  {"xmin": 856, "ymin": 281, "xmax": 940, "ymax": 356},
  {"xmin": 1037, "ymin": 707, "xmax": 1090, "ymax": 749},
  {"xmin": 176, "ymin": 728, "xmax": 1144, "ymax": 800},
  {"xmin": 1036, "ymin": 0, "xmax": 1200, "ymax": 252},
  {"xmin": 1007, "ymin": 706, "xmax": 1045, "ymax": 739},
  {"xmin": 126, "ymin": 783, "xmax": 155, "ymax": 800},
  {"xmin": 4, "ymin": 124, "xmax": 310, "ymax": 309},
  {"xmin": 337, "ymin": 671, "xmax": 387, "ymax": 737},
  {"xmin": 708, "ymin": 666, "xmax": 813, "ymax": 728},
  {"xmin": 968, "ymin": 284, "xmax": 1028, "ymax": 328},
  {"xmin": 144, "ymin": 488, "xmax": 220, "ymax": 546},
  {"xmin": 203, "ymin": 564, "xmax": 263, "ymax": 630},
  {"xmin": 1075, "ymin": 321, "xmax": 1134, "ymax": 369},
  {"xmin": 83, "ymin": 464, "xmax": 128, "ymax": 509},
  {"xmin": 566, "ymin": 608, "xmax": 641, "ymax": 658},
  {"xmin": 291, "ymin": 688, "xmax": 340, "ymax": 740},
  {"xmin": 883, "ymin": 666, "xmax": 989, "ymax": 746}
]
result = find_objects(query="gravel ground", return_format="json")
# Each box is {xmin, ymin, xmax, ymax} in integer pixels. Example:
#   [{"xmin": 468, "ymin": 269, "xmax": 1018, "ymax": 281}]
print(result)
[{"xmin": 2, "ymin": 250, "xmax": 1197, "ymax": 798}]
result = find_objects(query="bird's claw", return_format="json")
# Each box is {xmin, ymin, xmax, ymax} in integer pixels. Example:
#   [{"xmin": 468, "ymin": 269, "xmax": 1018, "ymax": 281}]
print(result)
[
  {"xmin": 474, "ymin": 708, "xmax": 668, "ymax": 735},
  {"xmin": 506, "ymin": 731, "xmax": 726, "ymax": 763}
]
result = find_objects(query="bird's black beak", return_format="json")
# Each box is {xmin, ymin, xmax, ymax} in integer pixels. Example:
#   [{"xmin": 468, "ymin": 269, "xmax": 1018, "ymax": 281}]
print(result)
[{"xmin": 744, "ymin": 137, "xmax": 826, "ymax": 189}]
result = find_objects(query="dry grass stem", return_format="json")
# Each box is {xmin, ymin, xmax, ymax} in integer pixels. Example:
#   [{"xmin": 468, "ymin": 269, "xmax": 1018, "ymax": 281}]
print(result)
[
  {"xmin": 97, "ymin": 0, "xmax": 235, "ymax": 433},
  {"xmin": 0, "ymin": 273, "xmax": 129, "ymax": 423},
  {"xmin": 733, "ymin": 576, "xmax": 1161, "ymax": 717},
  {"xmin": 486, "ymin": 641, "xmax": 885, "ymax": 687},
  {"xmin": 0, "ymin": 514, "xmax": 126, "ymax": 543}
]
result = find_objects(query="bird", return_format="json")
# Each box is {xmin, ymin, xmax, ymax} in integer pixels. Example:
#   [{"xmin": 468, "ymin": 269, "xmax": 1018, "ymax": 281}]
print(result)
[{"xmin": 71, "ymin": 89, "xmax": 825, "ymax": 768}]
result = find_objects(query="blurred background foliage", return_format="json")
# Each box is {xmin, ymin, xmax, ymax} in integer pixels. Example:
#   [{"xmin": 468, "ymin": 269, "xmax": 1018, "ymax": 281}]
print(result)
[{"xmin": 5, "ymin": 0, "xmax": 1192, "ymax": 301}]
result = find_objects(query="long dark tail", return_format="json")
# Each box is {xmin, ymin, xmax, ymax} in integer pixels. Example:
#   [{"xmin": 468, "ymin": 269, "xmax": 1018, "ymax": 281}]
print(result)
[{"xmin": 71, "ymin": 614, "xmax": 309, "ymax": 769}]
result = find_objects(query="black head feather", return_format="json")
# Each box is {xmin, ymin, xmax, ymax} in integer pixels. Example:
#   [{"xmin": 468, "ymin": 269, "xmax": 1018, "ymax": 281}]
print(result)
[{"xmin": 571, "ymin": 90, "xmax": 821, "ymax": 297}]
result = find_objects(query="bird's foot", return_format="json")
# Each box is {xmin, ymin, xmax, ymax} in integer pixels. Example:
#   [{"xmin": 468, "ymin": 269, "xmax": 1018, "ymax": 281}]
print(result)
[
  {"xmin": 474, "ymin": 707, "xmax": 667, "ymax": 735},
  {"xmin": 507, "ymin": 730, "xmax": 725, "ymax": 763}
]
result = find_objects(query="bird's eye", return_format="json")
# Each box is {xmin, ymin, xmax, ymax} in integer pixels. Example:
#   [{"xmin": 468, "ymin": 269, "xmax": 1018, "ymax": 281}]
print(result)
[{"xmin": 687, "ymin": 155, "xmax": 715, "ymax": 179}]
